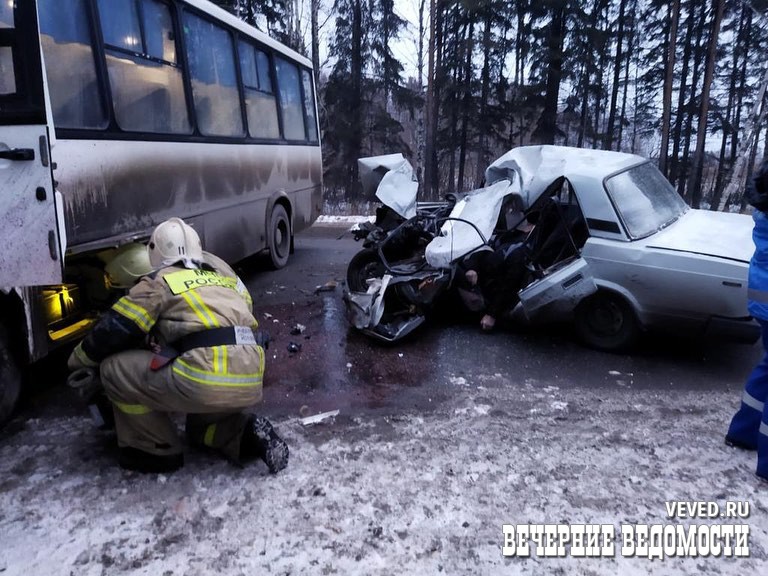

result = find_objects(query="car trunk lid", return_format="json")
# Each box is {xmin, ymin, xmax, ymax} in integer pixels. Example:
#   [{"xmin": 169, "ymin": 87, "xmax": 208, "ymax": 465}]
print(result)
[{"xmin": 645, "ymin": 209, "xmax": 753, "ymax": 262}]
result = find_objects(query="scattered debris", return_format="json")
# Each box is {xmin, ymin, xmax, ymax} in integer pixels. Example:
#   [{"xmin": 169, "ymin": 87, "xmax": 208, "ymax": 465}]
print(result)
[
  {"xmin": 263, "ymin": 312, "xmax": 273, "ymax": 319},
  {"xmin": 300, "ymin": 410, "xmax": 340, "ymax": 426},
  {"xmin": 449, "ymin": 376, "xmax": 468, "ymax": 387},
  {"xmin": 314, "ymin": 280, "xmax": 338, "ymax": 294},
  {"xmin": 290, "ymin": 324, "xmax": 306, "ymax": 335},
  {"xmin": 287, "ymin": 342, "xmax": 302, "ymax": 353}
]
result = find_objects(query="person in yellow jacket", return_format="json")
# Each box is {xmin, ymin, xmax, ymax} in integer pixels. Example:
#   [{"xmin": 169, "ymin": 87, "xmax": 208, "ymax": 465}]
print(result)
[{"xmin": 68, "ymin": 217, "xmax": 288, "ymax": 474}]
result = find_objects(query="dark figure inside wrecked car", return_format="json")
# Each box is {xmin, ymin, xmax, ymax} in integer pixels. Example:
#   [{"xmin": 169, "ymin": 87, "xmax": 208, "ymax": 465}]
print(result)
[
  {"xmin": 67, "ymin": 217, "xmax": 288, "ymax": 474},
  {"xmin": 455, "ymin": 203, "xmax": 536, "ymax": 332},
  {"xmin": 726, "ymin": 159, "xmax": 768, "ymax": 482}
]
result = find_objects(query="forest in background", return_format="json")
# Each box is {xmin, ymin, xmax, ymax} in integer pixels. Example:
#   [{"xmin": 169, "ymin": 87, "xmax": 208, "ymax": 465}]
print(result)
[{"xmin": 212, "ymin": 0, "xmax": 768, "ymax": 210}]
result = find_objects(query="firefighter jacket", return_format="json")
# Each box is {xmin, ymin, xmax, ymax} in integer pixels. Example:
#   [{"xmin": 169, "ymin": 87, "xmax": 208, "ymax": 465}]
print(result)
[{"xmin": 72, "ymin": 256, "xmax": 263, "ymax": 407}]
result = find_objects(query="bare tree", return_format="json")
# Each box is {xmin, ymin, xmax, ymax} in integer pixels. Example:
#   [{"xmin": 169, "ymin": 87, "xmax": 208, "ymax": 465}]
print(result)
[
  {"xmin": 688, "ymin": 0, "xmax": 726, "ymax": 208},
  {"xmin": 659, "ymin": 0, "xmax": 680, "ymax": 175}
]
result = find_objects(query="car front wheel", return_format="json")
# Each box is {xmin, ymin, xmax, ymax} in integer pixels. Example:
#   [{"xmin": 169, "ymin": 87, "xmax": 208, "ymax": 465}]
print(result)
[
  {"xmin": 346, "ymin": 249, "xmax": 386, "ymax": 292},
  {"xmin": 575, "ymin": 291, "xmax": 640, "ymax": 352}
]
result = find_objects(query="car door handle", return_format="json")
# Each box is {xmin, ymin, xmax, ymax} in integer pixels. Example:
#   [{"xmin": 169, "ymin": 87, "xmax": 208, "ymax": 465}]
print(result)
[{"xmin": 0, "ymin": 148, "xmax": 35, "ymax": 161}]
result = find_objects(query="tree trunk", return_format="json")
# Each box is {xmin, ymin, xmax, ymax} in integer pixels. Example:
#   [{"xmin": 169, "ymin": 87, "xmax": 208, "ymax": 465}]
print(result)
[
  {"xmin": 617, "ymin": 0, "xmax": 636, "ymax": 151},
  {"xmin": 718, "ymin": 67, "xmax": 768, "ymax": 211},
  {"xmin": 425, "ymin": 0, "xmax": 438, "ymax": 197},
  {"xmin": 676, "ymin": 2, "xmax": 708, "ymax": 200},
  {"xmin": 349, "ymin": 0, "xmax": 364, "ymax": 185},
  {"xmin": 659, "ymin": 0, "xmax": 680, "ymax": 176},
  {"xmin": 475, "ymin": 12, "xmax": 492, "ymax": 187},
  {"xmin": 605, "ymin": 0, "xmax": 628, "ymax": 150},
  {"xmin": 458, "ymin": 18, "xmax": 475, "ymax": 191},
  {"xmin": 533, "ymin": 2, "xmax": 567, "ymax": 145},
  {"xmin": 688, "ymin": 0, "xmax": 725, "ymax": 209},
  {"xmin": 311, "ymin": 0, "xmax": 319, "ymax": 84},
  {"xmin": 669, "ymin": 6, "xmax": 697, "ymax": 187},
  {"xmin": 711, "ymin": 5, "xmax": 746, "ymax": 210}
]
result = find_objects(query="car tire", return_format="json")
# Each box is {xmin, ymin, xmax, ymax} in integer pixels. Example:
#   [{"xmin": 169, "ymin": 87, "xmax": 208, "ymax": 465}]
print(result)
[
  {"xmin": 575, "ymin": 291, "xmax": 640, "ymax": 352},
  {"xmin": 268, "ymin": 204, "xmax": 291, "ymax": 269},
  {"xmin": 0, "ymin": 323, "xmax": 22, "ymax": 426},
  {"xmin": 346, "ymin": 249, "xmax": 386, "ymax": 292}
]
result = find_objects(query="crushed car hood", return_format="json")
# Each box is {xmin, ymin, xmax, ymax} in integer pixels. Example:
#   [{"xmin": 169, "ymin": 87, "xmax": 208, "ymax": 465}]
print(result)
[
  {"xmin": 645, "ymin": 209, "xmax": 754, "ymax": 262},
  {"xmin": 425, "ymin": 179, "xmax": 519, "ymax": 269}
]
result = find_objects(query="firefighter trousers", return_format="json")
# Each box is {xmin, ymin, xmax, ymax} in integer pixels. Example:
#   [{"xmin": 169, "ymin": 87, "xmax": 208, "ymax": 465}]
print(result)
[{"xmin": 100, "ymin": 349, "xmax": 252, "ymax": 461}]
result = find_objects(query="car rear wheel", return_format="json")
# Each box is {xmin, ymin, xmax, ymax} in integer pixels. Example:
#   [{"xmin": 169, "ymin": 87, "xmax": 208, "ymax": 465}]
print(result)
[
  {"xmin": 575, "ymin": 291, "xmax": 640, "ymax": 352},
  {"xmin": 268, "ymin": 204, "xmax": 291, "ymax": 269},
  {"xmin": 347, "ymin": 249, "xmax": 386, "ymax": 292},
  {"xmin": 0, "ymin": 323, "xmax": 22, "ymax": 426}
]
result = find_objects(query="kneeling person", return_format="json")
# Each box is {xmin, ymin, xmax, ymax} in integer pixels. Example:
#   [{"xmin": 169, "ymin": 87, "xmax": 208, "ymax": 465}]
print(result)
[{"xmin": 69, "ymin": 217, "xmax": 287, "ymax": 474}]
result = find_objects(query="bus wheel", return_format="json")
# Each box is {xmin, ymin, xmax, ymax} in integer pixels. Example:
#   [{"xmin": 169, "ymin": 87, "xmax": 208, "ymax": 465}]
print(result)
[
  {"xmin": 268, "ymin": 204, "xmax": 291, "ymax": 269},
  {"xmin": 0, "ymin": 323, "xmax": 22, "ymax": 426}
]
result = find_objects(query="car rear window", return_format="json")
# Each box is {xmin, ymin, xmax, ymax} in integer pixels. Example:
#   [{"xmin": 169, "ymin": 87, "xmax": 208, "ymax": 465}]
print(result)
[{"xmin": 605, "ymin": 163, "xmax": 687, "ymax": 239}]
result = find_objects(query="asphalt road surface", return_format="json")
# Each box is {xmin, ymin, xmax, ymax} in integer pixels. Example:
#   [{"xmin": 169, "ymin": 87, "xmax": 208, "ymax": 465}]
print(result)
[
  {"xmin": 2, "ymin": 223, "xmax": 767, "ymax": 576},
  {"xmin": 239, "ymin": 223, "xmax": 763, "ymax": 420}
]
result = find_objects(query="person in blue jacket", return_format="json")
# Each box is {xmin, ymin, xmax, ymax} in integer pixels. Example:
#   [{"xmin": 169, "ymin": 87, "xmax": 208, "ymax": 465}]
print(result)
[{"xmin": 726, "ymin": 159, "xmax": 768, "ymax": 482}]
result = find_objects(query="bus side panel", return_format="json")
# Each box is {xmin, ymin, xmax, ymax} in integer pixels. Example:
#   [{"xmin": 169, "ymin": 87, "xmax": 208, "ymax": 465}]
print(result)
[{"xmin": 53, "ymin": 139, "xmax": 322, "ymax": 260}]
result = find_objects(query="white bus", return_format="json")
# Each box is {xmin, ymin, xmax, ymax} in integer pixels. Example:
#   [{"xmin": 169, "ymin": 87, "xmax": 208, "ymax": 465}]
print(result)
[{"xmin": 0, "ymin": 0, "xmax": 322, "ymax": 422}]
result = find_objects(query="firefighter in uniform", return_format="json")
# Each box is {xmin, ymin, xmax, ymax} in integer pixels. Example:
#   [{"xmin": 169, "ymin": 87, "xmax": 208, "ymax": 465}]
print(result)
[
  {"xmin": 726, "ymin": 159, "xmax": 768, "ymax": 482},
  {"xmin": 68, "ymin": 217, "xmax": 288, "ymax": 474}
]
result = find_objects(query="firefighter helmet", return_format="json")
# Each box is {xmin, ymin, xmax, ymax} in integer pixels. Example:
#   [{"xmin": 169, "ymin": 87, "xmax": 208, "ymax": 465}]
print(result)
[
  {"xmin": 147, "ymin": 217, "xmax": 203, "ymax": 269},
  {"xmin": 105, "ymin": 243, "xmax": 153, "ymax": 288}
]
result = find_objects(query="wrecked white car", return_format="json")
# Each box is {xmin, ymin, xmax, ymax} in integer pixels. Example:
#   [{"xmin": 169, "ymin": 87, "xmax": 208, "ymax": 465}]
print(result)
[{"xmin": 343, "ymin": 145, "xmax": 759, "ymax": 351}]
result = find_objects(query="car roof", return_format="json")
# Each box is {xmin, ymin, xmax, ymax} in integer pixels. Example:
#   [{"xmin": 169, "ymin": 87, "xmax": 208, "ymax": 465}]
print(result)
[{"xmin": 485, "ymin": 145, "xmax": 647, "ymax": 207}]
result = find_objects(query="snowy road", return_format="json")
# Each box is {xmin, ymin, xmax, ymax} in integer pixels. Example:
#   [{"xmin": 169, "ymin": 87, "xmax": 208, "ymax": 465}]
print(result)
[{"xmin": 1, "ymin": 223, "xmax": 766, "ymax": 575}]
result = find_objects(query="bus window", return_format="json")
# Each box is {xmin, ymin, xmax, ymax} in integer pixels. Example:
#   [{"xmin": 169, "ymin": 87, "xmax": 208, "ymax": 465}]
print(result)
[
  {"xmin": 0, "ymin": 5, "xmax": 15, "ymax": 95},
  {"xmin": 38, "ymin": 0, "xmax": 107, "ymax": 129},
  {"xmin": 0, "ymin": 2, "xmax": 12, "ymax": 28},
  {"xmin": 0, "ymin": 47, "xmax": 14, "ymax": 95},
  {"xmin": 275, "ymin": 57, "xmax": 305, "ymax": 141},
  {"xmin": 301, "ymin": 69, "xmax": 318, "ymax": 144},
  {"xmin": 238, "ymin": 41, "xmax": 279, "ymax": 139},
  {"xmin": 98, "ymin": 0, "xmax": 191, "ymax": 134},
  {"xmin": 183, "ymin": 12, "xmax": 244, "ymax": 137}
]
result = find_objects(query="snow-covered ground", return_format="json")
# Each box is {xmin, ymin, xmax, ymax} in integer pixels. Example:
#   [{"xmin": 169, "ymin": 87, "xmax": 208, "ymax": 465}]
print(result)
[
  {"xmin": 315, "ymin": 215, "xmax": 375, "ymax": 225},
  {"xmin": 1, "ymin": 371, "xmax": 766, "ymax": 575}
]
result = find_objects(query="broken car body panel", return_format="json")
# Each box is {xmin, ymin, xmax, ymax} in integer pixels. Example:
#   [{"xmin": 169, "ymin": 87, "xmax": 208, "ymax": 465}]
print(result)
[{"xmin": 345, "ymin": 145, "xmax": 759, "ymax": 347}]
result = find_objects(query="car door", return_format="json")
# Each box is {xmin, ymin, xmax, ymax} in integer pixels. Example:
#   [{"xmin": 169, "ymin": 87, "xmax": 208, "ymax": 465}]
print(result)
[
  {"xmin": 518, "ymin": 257, "xmax": 597, "ymax": 317},
  {"xmin": 0, "ymin": 0, "xmax": 62, "ymax": 285},
  {"xmin": 517, "ymin": 185, "xmax": 597, "ymax": 317}
]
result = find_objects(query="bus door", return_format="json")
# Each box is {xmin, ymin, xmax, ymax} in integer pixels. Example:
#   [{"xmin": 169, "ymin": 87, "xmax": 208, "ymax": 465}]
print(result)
[{"xmin": 0, "ymin": 0, "xmax": 62, "ymax": 285}]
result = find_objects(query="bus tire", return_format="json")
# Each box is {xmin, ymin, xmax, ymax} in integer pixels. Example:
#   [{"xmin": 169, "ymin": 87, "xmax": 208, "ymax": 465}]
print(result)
[
  {"xmin": 268, "ymin": 204, "xmax": 291, "ymax": 269},
  {"xmin": 0, "ymin": 323, "xmax": 22, "ymax": 426}
]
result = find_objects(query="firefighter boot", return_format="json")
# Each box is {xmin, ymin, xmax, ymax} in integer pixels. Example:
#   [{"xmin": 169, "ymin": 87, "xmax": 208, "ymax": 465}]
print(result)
[{"xmin": 240, "ymin": 416, "xmax": 289, "ymax": 473}]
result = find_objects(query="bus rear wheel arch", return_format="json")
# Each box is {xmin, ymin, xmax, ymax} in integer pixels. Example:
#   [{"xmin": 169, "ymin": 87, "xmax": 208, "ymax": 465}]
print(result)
[{"xmin": 268, "ymin": 203, "xmax": 292, "ymax": 269}]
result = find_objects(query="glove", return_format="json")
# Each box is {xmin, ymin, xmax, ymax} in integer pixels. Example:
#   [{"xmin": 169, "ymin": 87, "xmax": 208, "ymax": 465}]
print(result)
[
  {"xmin": 253, "ymin": 330, "xmax": 271, "ymax": 350},
  {"xmin": 67, "ymin": 341, "xmax": 99, "ymax": 371}
]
